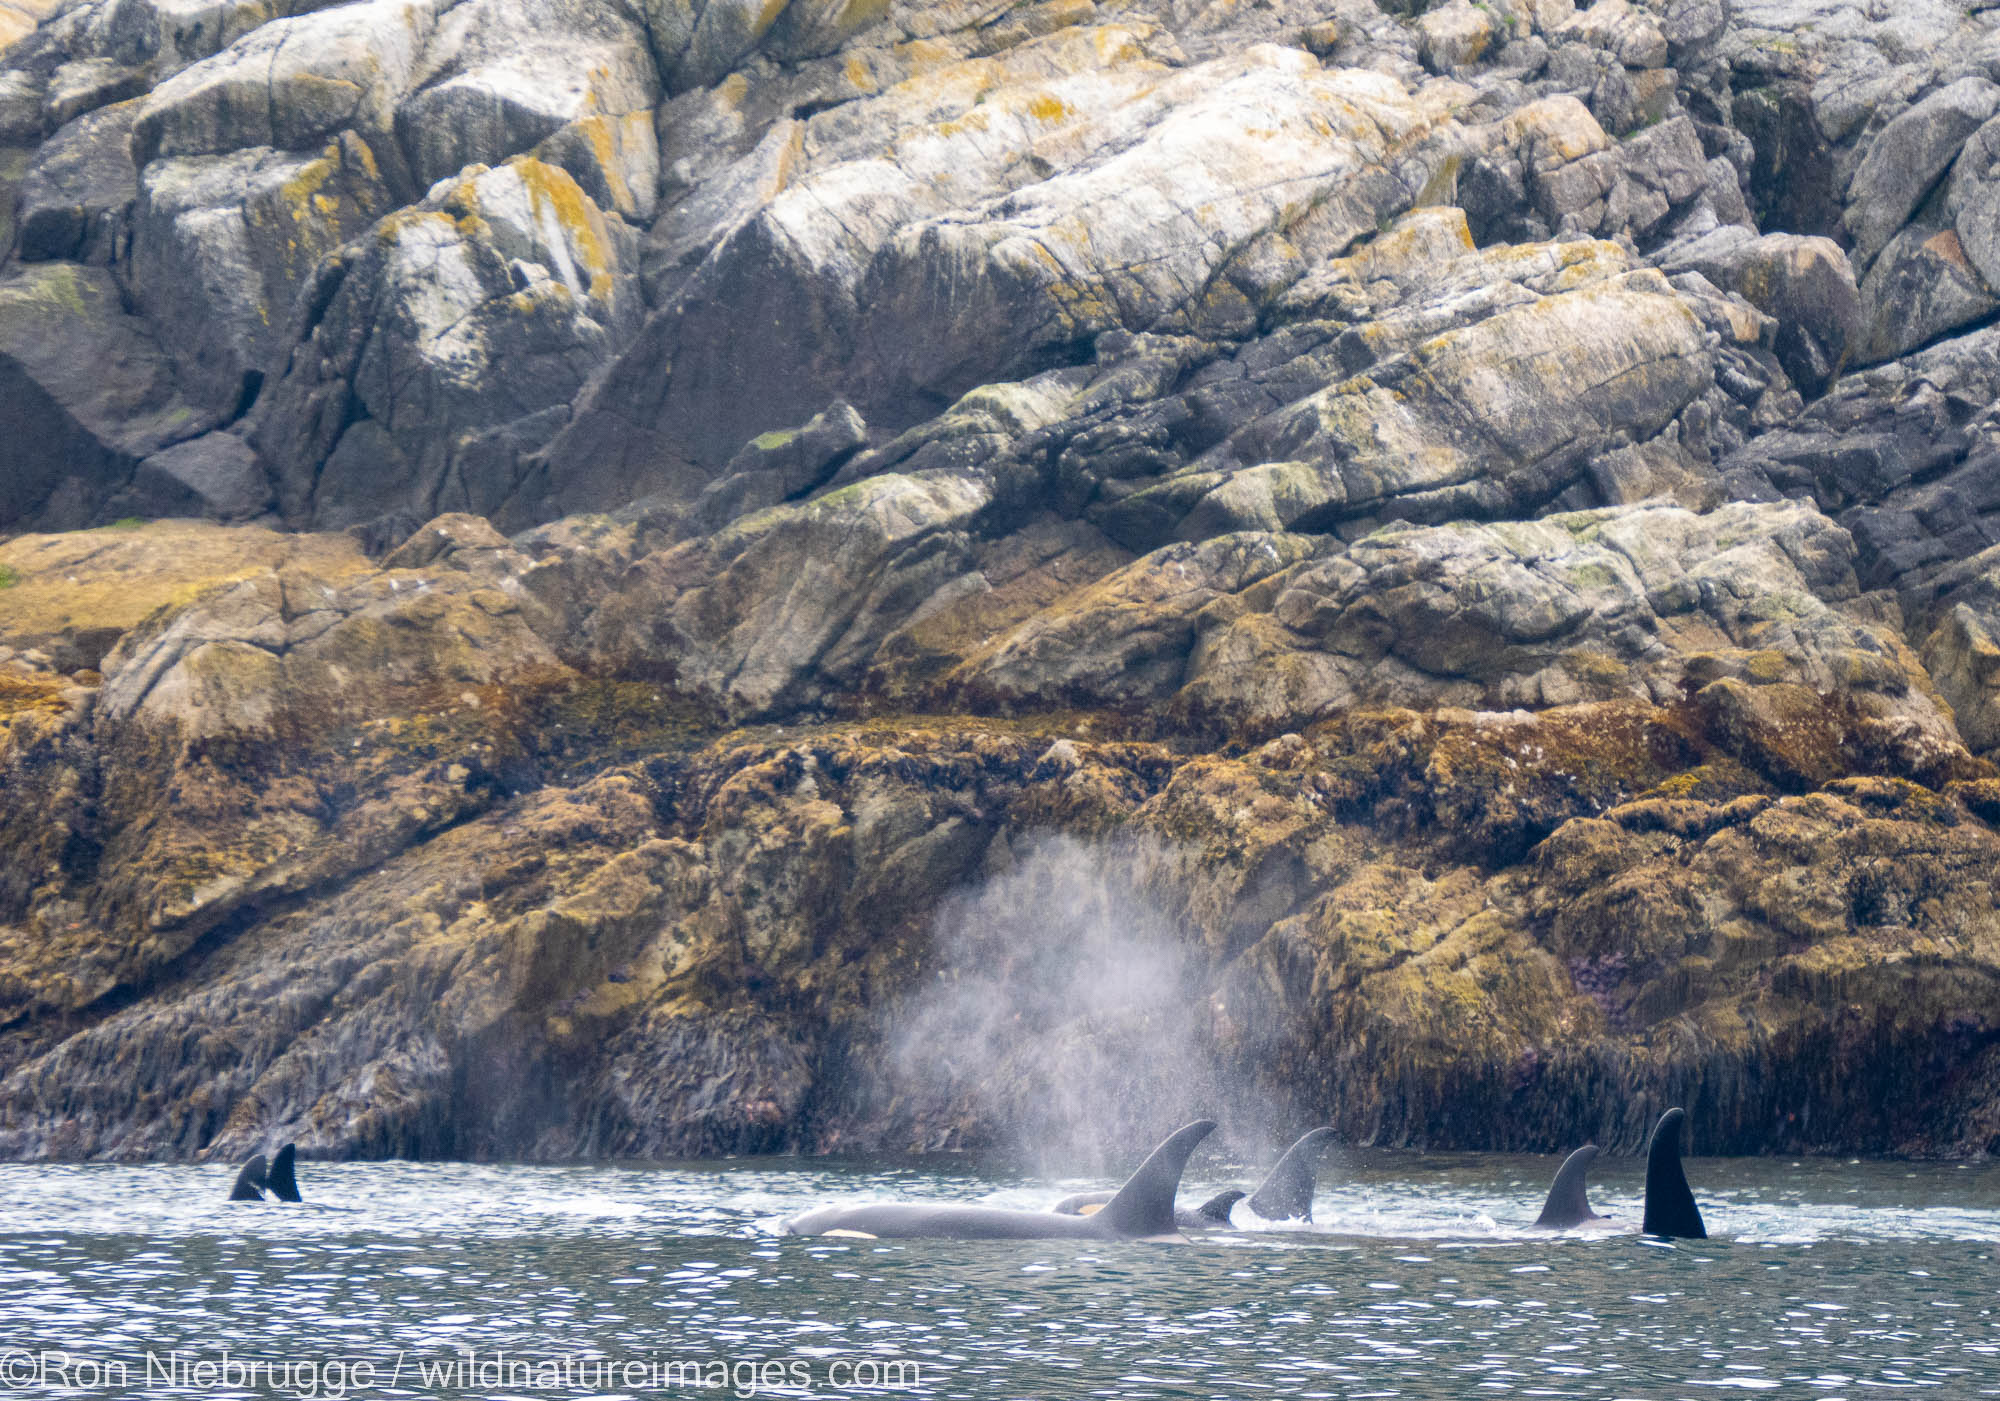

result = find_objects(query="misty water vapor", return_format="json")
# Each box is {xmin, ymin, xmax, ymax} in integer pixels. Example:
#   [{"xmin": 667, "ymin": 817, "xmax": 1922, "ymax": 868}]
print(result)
[{"xmin": 885, "ymin": 833, "xmax": 1235, "ymax": 1170}]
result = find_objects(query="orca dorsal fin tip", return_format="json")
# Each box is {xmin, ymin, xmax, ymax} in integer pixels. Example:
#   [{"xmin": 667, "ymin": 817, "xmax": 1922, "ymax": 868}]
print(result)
[{"xmin": 1091, "ymin": 1120, "xmax": 1217, "ymax": 1239}]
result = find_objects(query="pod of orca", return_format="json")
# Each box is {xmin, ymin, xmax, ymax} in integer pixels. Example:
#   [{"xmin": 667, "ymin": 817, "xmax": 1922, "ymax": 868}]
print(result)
[
  {"xmin": 781, "ymin": 1109, "xmax": 1710, "ymax": 1242},
  {"xmin": 227, "ymin": 1142, "xmax": 304, "ymax": 1202},
  {"xmin": 222, "ymin": 1110, "xmax": 1710, "ymax": 1243}
]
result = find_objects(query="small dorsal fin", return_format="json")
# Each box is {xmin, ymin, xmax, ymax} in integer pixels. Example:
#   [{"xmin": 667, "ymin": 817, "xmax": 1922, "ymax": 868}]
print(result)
[
  {"xmin": 1641, "ymin": 1108, "xmax": 1707, "ymax": 1239},
  {"xmin": 1534, "ymin": 1144, "xmax": 1600, "ymax": 1227},
  {"xmin": 1090, "ymin": 1121, "xmax": 1217, "ymax": 1238},
  {"xmin": 228, "ymin": 1153, "xmax": 268, "ymax": 1202},
  {"xmin": 267, "ymin": 1143, "xmax": 302, "ymax": 1203},
  {"xmin": 1245, "ymin": 1127, "xmax": 1335, "ymax": 1222},
  {"xmin": 1195, "ymin": 1188, "xmax": 1245, "ymax": 1224}
]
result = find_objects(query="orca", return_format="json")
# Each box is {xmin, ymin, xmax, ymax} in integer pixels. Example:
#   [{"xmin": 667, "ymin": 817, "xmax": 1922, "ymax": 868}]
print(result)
[
  {"xmin": 1244, "ymin": 1126, "xmax": 1336, "ymax": 1222},
  {"xmin": 228, "ymin": 1153, "xmax": 268, "ymax": 1202},
  {"xmin": 267, "ymin": 1143, "xmax": 303, "ymax": 1203},
  {"xmin": 1050, "ymin": 1186, "xmax": 1245, "ymax": 1231},
  {"xmin": 1188, "ymin": 1187, "xmax": 1246, "ymax": 1225},
  {"xmin": 1051, "ymin": 1126, "xmax": 1335, "ymax": 1228},
  {"xmin": 784, "ymin": 1121, "xmax": 1216, "ymax": 1241},
  {"xmin": 1533, "ymin": 1144, "xmax": 1602, "ymax": 1228},
  {"xmin": 1640, "ymin": 1107, "xmax": 1707, "ymax": 1239}
]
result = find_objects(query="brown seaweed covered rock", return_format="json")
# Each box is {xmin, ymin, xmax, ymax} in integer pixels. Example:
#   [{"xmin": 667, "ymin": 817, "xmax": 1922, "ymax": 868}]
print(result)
[
  {"xmin": 3, "ymin": 0, "xmax": 2000, "ymax": 1162},
  {"xmin": 1, "ymin": 510, "xmax": 1996, "ymax": 1161}
]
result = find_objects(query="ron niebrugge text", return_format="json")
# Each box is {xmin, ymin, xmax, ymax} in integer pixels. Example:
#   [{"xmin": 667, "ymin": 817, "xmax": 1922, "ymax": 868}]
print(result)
[{"xmin": 2, "ymin": 1348, "xmax": 928, "ymax": 1396}]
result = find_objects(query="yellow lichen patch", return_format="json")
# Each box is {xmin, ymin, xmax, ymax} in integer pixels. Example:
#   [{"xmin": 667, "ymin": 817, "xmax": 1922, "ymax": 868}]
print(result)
[
  {"xmin": 0, "ymin": 669, "xmax": 68, "ymax": 723},
  {"xmin": 1024, "ymin": 91, "xmax": 1072, "ymax": 124},
  {"xmin": 505, "ymin": 156, "xmax": 614, "ymax": 285},
  {"xmin": 933, "ymin": 107, "xmax": 994, "ymax": 140},
  {"xmin": 1635, "ymin": 761, "xmax": 1768, "ymax": 805},
  {"xmin": 1744, "ymin": 649, "xmax": 1793, "ymax": 683},
  {"xmin": 375, "ymin": 203, "xmax": 459, "ymax": 247},
  {"xmin": 577, "ymin": 115, "xmax": 630, "ymax": 209},
  {"xmin": 276, "ymin": 146, "xmax": 339, "ymax": 219},
  {"xmin": 259, "ymin": 139, "xmax": 393, "ymax": 281},
  {"xmin": 1092, "ymin": 22, "xmax": 1148, "ymax": 66},
  {"xmin": 1560, "ymin": 648, "xmax": 1634, "ymax": 688},
  {"xmin": 889, "ymin": 38, "xmax": 956, "ymax": 76},
  {"xmin": 0, "ymin": 523, "xmax": 370, "ymax": 664}
]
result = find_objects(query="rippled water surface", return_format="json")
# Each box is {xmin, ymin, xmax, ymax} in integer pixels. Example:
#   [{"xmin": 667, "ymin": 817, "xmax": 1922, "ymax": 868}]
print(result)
[{"xmin": 2, "ymin": 1150, "xmax": 1997, "ymax": 1399}]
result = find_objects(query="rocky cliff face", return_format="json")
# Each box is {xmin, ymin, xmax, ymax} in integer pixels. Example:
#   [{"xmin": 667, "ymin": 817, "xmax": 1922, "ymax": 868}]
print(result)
[{"xmin": 2, "ymin": 0, "xmax": 1998, "ymax": 1162}]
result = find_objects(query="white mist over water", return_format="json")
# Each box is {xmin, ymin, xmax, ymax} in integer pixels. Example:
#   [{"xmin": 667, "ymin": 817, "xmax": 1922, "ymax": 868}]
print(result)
[{"xmin": 884, "ymin": 834, "xmax": 1237, "ymax": 1170}]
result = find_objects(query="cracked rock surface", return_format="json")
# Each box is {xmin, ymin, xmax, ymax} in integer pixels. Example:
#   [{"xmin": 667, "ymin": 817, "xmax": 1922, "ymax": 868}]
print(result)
[{"xmin": 3, "ymin": 0, "xmax": 2000, "ymax": 1161}]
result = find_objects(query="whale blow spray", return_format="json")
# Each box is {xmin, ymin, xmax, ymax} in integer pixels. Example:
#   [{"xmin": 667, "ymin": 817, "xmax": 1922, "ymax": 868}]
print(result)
[{"xmin": 885, "ymin": 834, "xmax": 1231, "ymax": 1170}]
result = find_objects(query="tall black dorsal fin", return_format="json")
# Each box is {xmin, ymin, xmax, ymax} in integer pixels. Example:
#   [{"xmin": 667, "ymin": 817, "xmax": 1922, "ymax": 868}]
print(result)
[
  {"xmin": 267, "ymin": 1143, "xmax": 301, "ymax": 1202},
  {"xmin": 1641, "ymin": 1108, "xmax": 1707, "ymax": 1239},
  {"xmin": 1534, "ymin": 1144, "xmax": 1601, "ymax": 1227},
  {"xmin": 1195, "ymin": 1188, "xmax": 1246, "ymax": 1224},
  {"xmin": 1091, "ymin": 1121, "xmax": 1217, "ymax": 1238},
  {"xmin": 228, "ymin": 1153, "xmax": 268, "ymax": 1202},
  {"xmin": 1245, "ymin": 1127, "xmax": 1335, "ymax": 1222}
]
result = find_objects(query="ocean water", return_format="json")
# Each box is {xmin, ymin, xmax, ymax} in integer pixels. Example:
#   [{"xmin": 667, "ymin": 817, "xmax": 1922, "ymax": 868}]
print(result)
[{"xmin": 0, "ymin": 1149, "xmax": 1996, "ymax": 1399}]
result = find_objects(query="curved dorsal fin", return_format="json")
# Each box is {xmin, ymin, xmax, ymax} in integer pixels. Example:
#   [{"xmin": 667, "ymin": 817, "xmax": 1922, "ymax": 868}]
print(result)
[
  {"xmin": 1534, "ymin": 1144, "xmax": 1600, "ymax": 1227},
  {"xmin": 1245, "ymin": 1127, "xmax": 1335, "ymax": 1222},
  {"xmin": 228, "ymin": 1153, "xmax": 268, "ymax": 1202},
  {"xmin": 1641, "ymin": 1108, "xmax": 1707, "ymax": 1239},
  {"xmin": 1195, "ymin": 1188, "xmax": 1246, "ymax": 1224},
  {"xmin": 267, "ymin": 1143, "xmax": 302, "ymax": 1203},
  {"xmin": 1091, "ymin": 1121, "xmax": 1217, "ymax": 1238}
]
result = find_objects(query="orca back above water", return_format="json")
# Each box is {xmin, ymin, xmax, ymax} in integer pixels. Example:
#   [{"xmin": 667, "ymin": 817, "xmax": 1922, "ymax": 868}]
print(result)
[
  {"xmin": 1244, "ymin": 1127, "xmax": 1336, "ymax": 1223},
  {"xmin": 1533, "ymin": 1145, "xmax": 1602, "ymax": 1228},
  {"xmin": 784, "ymin": 1121, "xmax": 1218, "ymax": 1241},
  {"xmin": 1640, "ymin": 1108, "xmax": 1707, "ymax": 1239},
  {"xmin": 1048, "ymin": 1189, "xmax": 1113, "ymax": 1216},
  {"xmin": 1051, "ymin": 1186, "xmax": 1245, "ymax": 1231},
  {"xmin": 228, "ymin": 1154, "xmax": 268, "ymax": 1202}
]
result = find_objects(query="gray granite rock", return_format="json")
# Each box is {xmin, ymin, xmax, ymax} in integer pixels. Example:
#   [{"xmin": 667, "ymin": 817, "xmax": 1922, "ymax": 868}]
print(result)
[
  {"xmin": 125, "ymin": 431, "xmax": 272, "ymax": 520},
  {"xmin": 1858, "ymin": 225, "xmax": 1999, "ymax": 365},
  {"xmin": 12, "ymin": 96, "xmax": 135, "ymax": 262},
  {"xmin": 0, "ymin": 263, "xmax": 216, "ymax": 531},
  {"xmin": 1844, "ymin": 76, "xmax": 2000, "ymax": 271}
]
